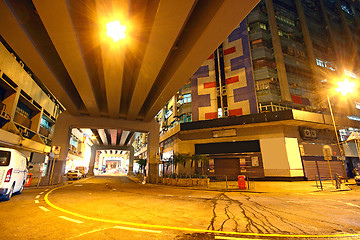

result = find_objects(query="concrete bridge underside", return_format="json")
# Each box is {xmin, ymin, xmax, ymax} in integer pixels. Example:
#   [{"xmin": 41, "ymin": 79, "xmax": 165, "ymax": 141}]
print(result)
[
  {"xmin": 51, "ymin": 112, "xmax": 159, "ymax": 184},
  {"xmin": 0, "ymin": 0, "xmax": 260, "ymax": 185},
  {"xmin": 89, "ymin": 145, "xmax": 135, "ymax": 176}
]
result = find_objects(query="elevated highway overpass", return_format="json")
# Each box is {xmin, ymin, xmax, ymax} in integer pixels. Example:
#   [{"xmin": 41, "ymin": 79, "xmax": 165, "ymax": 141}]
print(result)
[{"xmin": 0, "ymin": 0, "xmax": 260, "ymax": 183}]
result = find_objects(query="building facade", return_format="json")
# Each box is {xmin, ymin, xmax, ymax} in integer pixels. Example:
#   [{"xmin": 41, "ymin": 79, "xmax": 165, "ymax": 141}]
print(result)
[
  {"xmin": 0, "ymin": 36, "xmax": 65, "ymax": 184},
  {"xmin": 136, "ymin": 0, "xmax": 360, "ymax": 180}
]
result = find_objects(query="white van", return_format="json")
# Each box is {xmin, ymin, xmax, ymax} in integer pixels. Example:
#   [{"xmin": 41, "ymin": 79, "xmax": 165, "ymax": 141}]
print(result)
[{"xmin": 0, "ymin": 148, "xmax": 28, "ymax": 201}]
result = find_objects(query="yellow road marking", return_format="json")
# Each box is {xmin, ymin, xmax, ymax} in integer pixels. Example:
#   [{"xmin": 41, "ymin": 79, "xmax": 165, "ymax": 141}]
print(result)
[
  {"xmin": 215, "ymin": 237, "xmax": 264, "ymax": 240},
  {"xmin": 39, "ymin": 192, "xmax": 44, "ymax": 195},
  {"xmin": 114, "ymin": 226, "xmax": 162, "ymax": 233},
  {"xmin": 44, "ymin": 184, "xmax": 360, "ymax": 239}
]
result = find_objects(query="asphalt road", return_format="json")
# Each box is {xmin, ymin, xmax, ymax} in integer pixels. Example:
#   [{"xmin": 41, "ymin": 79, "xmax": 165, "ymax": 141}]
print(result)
[{"xmin": 1, "ymin": 175, "xmax": 359, "ymax": 240}]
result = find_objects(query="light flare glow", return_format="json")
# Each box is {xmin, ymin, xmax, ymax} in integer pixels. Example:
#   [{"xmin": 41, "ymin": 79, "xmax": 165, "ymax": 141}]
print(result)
[
  {"xmin": 106, "ymin": 20, "xmax": 126, "ymax": 42},
  {"xmin": 336, "ymin": 79, "xmax": 355, "ymax": 96}
]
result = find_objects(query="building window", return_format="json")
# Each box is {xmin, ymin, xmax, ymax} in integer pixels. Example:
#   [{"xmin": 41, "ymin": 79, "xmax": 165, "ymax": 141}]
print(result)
[
  {"xmin": 164, "ymin": 107, "xmax": 173, "ymax": 119},
  {"xmin": 249, "ymin": 22, "xmax": 268, "ymax": 31},
  {"xmin": 180, "ymin": 114, "xmax": 191, "ymax": 123},
  {"xmin": 256, "ymin": 82, "xmax": 270, "ymax": 91},
  {"xmin": 316, "ymin": 58, "xmax": 324, "ymax": 67},
  {"xmin": 183, "ymin": 94, "xmax": 191, "ymax": 103},
  {"xmin": 218, "ymin": 108, "xmax": 223, "ymax": 118},
  {"xmin": 16, "ymin": 102, "xmax": 32, "ymax": 119},
  {"xmin": 275, "ymin": 14, "xmax": 295, "ymax": 27},
  {"xmin": 324, "ymin": 61, "xmax": 335, "ymax": 71},
  {"xmin": 344, "ymin": 70, "xmax": 357, "ymax": 79},
  {"xmin": 40, "ymin": 117, "xmax": 51, "ymax": 130},
  {"xmin": 259, "ymin": 23, "xmax": 267, "ymax": 30},
  {"xmin": 341, "ymin": 5, "xmax": 353, "ymax": 15}
]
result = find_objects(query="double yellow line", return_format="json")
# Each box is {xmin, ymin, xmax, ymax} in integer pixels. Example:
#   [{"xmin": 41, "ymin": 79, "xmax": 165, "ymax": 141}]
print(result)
[{"xmin": 44, "ymin": 184, "xmax": 360, "ymax": 239}]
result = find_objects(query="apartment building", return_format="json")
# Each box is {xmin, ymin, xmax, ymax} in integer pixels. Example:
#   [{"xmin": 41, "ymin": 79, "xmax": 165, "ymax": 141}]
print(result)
[{"xmin": 135, "ymin": 0, "xmax": 360, "ymax": 180}]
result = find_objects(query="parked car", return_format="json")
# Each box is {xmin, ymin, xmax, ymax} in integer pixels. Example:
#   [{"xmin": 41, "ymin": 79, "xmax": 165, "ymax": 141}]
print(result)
[
  {"xmin": 67, "ymin": 170, "xmax": 82, "ymax": 180},
  {"xmin": 75, "ymin": 166, "xmax": 87, "ymax": 178},
  {"xmin": 0, "ymin": 147, "xmax": 29, "ymax": 201}
]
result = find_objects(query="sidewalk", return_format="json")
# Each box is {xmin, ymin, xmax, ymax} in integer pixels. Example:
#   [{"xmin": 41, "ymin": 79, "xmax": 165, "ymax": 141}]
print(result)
[
  {"xmin": 128, "ymin": 175, "xmax": 355, "ymax": 193},
  {"xmin": 242, "ymin": 179, "xmax": 353, "ymax": 193}
]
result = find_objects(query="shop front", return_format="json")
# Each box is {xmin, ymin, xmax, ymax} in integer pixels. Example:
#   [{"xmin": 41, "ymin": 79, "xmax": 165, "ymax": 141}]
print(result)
[{"xmin": 195, "ymin": 140, "xmax": 264, "ymax": 180}]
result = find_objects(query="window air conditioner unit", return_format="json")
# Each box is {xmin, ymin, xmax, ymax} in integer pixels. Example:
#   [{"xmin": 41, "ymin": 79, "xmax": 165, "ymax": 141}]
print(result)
[
  {"xmin": 304, "ymin": 129, "xmax": 311, "ymax": 137},
  {"xmin": 311, "ymin": 129, "xmax": 317, "ymax": 138},
  {"xmin": 299, "ymin": 128, "xmax": 311, "ymax": 138},
  {"xmin": 299, "ymin": 127, "xmax": 317, "ymax": 139}
]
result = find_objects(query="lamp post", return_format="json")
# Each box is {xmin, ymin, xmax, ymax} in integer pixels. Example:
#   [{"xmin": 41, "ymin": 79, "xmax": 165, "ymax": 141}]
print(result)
[
  {"xmin": 326, "ymin": 79, "xmax": 355, "ymax": 182},
  {"xmin": 326, "ymin": 94, "xmax": 341, "ymax": 183}
]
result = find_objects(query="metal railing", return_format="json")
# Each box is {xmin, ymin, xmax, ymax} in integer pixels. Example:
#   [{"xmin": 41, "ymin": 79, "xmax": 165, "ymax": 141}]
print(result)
[
  {"xmin": 315, "ymin": 174, "xmax": 323, "ymax": 190},
  {"xmin": 159, "ymin": 174, "xmax": 255, "ymax": 190},
  {"xmin": 208, "ymin": 175, "xmax": 254, "ymax": 190}
]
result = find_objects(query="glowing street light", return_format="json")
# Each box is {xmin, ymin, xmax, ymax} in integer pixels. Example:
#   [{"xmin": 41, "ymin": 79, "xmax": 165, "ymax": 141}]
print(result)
[
  {"xmin": 327, "ymin": 78, "xmax": 355, "ymax": 183},
  {"xmin": 336, "ymin": 79, "xmax": 355, "ymax": 96},
  {"xmin": 106, "ymin": 20, "xmax": 126, "ymax": 42}
]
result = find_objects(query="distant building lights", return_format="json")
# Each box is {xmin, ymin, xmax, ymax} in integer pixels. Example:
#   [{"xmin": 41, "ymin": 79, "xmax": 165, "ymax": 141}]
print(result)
[
  {"xmin": 355, "ymin": 102, "xmax": 360, "ymax": 110},
  {"xmin": 348, "ymin": 115, "xmax": 360, "ymax": 122},
  {"xmin": 316, "ymin": 58, "xmax": 335, "ymax": 71},
  {"xmin": 341, "ymin": 5, "xmax": 353, "ymax": 15},
  {"xmin": 344, "ymin": 69, "xmax": 358, "ymax": 79}
]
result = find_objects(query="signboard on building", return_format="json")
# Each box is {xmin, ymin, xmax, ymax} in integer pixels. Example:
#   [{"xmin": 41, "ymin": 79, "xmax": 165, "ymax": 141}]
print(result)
[
  {"xmin": 347, "ymin": 131, "xmax": 360, "ymax": 141},
  {"xmin": 299, "ymin": 144, "xmax": 305, "ymax": 156},
  {"xmin": 240, "ymin": 158, "xmax": 246, "ymax": 168},
  {"xmin": 251, "ymin": 156, "xmax": 259, "ymax": 167},
  {"xmin": 323, "ymin": 146, "xmax": 332, "ymax": 161},
  {"xmin": 52, "ymin": 146, "xmax": 60, "ymax": 155},
  {"xmin": 212, "ymin": 129, "xmax": 237, "ymax": 138}
]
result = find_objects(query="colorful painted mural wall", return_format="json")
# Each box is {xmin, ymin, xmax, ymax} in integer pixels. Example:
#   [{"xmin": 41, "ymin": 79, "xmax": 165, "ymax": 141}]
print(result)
[{"xmin": 191, "ymin": 20, "xmax": 258, "ymax": 121}]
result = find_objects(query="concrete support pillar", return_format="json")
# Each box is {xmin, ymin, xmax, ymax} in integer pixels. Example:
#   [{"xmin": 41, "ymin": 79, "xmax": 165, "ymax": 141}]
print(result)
[
  {"xmin": 265, "ymin": 0, "xmax": 291, "ymax": 102},
  {"xmin": 295, "ymin": 0, "xmax": 324, "ymax": 107},
  {"xmin": 127, "ymin": 146, "xmax": 134, "ymax": 176},
  {"xmin": 88, "ymin": 146, "xmax": 96, "ymax": 176},
  {"xmin": 295, "ymin": 0, "xmax": 318, "ymax": 80},
  {"xmin": 50, "ymin": 112, "xmax": 71, "ymax": 185},
  {"xmin": 335, "ymin": 0, "xmax": 356, "ymax": 62},
  {"xmin": 147, "ymin": 121, "xmax": 160, "ymax": 183},
  {"xmin": 260, "ymin": 137, "xmax": 304, "ymax": 178},
  {"xmin": 319, "ymin": 0, "xmax": 342, "ymax": 68}
]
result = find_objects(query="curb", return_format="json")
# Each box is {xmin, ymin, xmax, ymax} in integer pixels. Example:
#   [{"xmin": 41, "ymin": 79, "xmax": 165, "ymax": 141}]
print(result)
[{"xmin": 126, "ymin": 176, "xmax": 354, "ymax": 193}]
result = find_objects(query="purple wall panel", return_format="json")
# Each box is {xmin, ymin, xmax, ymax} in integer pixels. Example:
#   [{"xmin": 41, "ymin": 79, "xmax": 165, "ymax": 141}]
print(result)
[
  {"xmin": 191, "ymin": 65, "xmax": 211, "ymax": 121},
  {"xmin": 229, "ymin": 20, "xmax": 258, "ymax": 114}
]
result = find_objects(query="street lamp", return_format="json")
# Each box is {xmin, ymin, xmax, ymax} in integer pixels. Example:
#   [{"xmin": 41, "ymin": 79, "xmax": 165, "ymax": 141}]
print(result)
[
  {"xmin": 336, "ymin": 78, "xmax": 355, "ymax": 96},
  {"xmin": 106, "ymin": 20, "xmax": 126, "ymax": 42},
  {"xmin": 327, "ymin": 78, "xmax": 356, "ymax": 183}
]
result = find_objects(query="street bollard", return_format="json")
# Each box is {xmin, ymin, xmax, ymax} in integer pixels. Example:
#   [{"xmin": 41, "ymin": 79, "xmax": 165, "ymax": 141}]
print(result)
[{"xmin": 335, "ymin": 174, "xmax": 342, "ymax": 189}]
